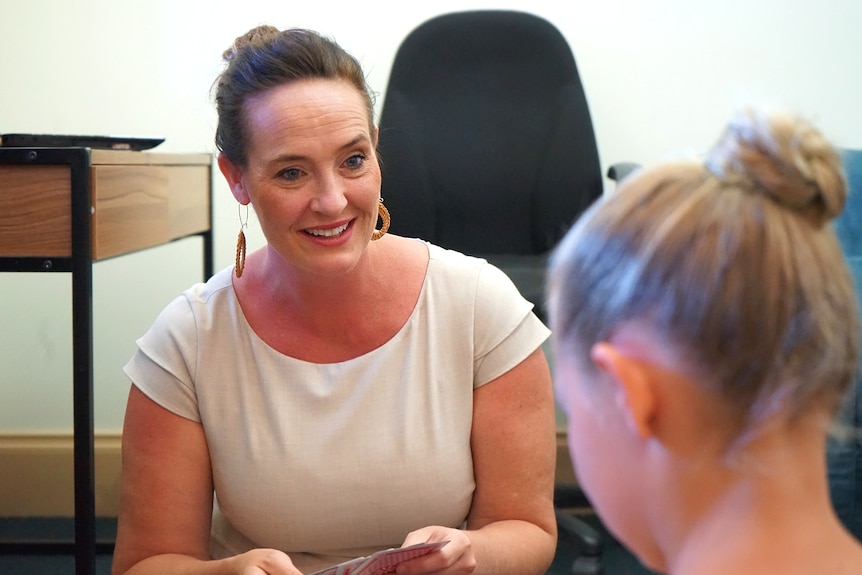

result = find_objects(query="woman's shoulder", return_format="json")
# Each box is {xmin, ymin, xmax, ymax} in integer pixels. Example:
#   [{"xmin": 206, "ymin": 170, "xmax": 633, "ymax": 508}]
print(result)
[
  {"xmin": 381, "ymin": 236, "xmax": 534, "ymax": 317},
  {"xmin": 183, "ymin": 265, "xmax": 235, "ymax": 303},
  {"xmin": 381, "ymin": 235, "xmax": 487, "ymax": 272},
  {"xmin": 150, "ymin": 266, "xmax": 236, "ymax": 331},
  {"xmin": 424, "ymin": 241, "xmax": 482, "ymax": 266},
  {"xmin": 422, "ymin": 241, "xmax": 517, "ymax": 291}
]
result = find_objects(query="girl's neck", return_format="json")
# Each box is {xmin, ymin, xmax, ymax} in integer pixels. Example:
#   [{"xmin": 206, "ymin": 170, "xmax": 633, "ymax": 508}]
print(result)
[{"xmin": 656, "ymin": 419, "xmax": 861, "ymax": 575}]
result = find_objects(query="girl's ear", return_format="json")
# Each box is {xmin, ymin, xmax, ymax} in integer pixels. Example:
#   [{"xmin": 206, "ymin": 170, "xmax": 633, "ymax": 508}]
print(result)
[
  {"xmin": 217, "ymin": 153, "xmax": 250, "ymax": 205},
  {"xmin": 590, "ymin": 342, "xmax": 659, "ymax": 439}
]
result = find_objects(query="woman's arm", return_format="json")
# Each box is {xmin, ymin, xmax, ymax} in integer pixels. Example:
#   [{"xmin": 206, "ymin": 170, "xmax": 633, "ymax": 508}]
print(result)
[
  {"xmin": 401, "ymin": 347, "xmax": 558, "ymax": 575},
  {"xmin": 111, "ymin": 385, "xmax": 300, "ymax": 575}
]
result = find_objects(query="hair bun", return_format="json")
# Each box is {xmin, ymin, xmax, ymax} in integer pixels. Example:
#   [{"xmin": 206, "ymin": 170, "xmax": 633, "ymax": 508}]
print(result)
[
  {"xmin": 222, "ymin": 25, "xmax": 281, "ymax": 63},
  {"xmin": 706, "ymin": 109, "xmax": 846, "ymax": 226}
]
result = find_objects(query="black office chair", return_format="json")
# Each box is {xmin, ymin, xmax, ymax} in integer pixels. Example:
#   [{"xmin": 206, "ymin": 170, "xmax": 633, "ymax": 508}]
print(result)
[
  {"xmin": 378, "ymin": 10, "xmax": 635, "ymax": 574},
  {"xmin": 378, "ymin": 10, "xmax": 639, "ymax": 321},
  {"xmin": 827, "ymin": 148, "xmax": 862, "ymax": 543}
]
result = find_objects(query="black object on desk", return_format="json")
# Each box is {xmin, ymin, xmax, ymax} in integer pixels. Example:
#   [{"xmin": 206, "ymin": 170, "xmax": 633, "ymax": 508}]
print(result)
[{"xmin": 0, "ymin": 133, "xmax": 164, "ymax": 151}]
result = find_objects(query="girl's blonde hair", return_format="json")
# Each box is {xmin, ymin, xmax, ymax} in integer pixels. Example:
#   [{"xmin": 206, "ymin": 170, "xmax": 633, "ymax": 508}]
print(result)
[{"xmin": 548, "ymin": 109, "xmax": 858, "ymax": 431}]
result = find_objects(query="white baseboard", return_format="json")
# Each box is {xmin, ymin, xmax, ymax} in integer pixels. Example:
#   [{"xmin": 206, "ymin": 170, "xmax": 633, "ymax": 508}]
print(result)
[{"xmin": 0, "ymin": 433, "xmax": 121, "ymax": 517}]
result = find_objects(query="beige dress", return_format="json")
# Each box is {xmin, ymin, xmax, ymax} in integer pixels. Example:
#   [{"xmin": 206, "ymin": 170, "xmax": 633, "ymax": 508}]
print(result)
[{"xmin": 124, "ymin": 242, "xmax": 550, "ymax": 574}]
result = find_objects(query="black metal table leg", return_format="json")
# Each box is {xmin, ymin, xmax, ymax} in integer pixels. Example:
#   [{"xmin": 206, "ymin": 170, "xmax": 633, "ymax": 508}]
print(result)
[{"xmin": 69, "ymin": 148, "xmax": 96, "ymax": 575}]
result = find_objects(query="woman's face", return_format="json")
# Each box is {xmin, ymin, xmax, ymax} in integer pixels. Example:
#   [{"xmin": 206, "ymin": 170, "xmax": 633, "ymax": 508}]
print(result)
[{"xmin": 228, "ymin": 78, "xmax": 382, "ymax": 277}]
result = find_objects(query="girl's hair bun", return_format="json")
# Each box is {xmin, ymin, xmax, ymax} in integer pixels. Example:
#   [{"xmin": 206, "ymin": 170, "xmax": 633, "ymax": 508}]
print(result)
[{"xmin": 706, "ymin": 109, "xmax": 846, "ymax": 226}]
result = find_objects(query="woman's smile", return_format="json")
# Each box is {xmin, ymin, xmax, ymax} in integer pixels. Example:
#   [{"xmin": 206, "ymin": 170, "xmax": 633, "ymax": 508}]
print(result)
[{"xmin": 304, "ymin": 221, "xmax": 351, "ymax": 238}]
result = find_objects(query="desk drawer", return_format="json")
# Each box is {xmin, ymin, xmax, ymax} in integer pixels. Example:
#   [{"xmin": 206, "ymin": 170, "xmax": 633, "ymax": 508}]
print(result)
[
  {"xmin": 0, "ymin": 159, "xmax": 210, "ymax": 260},
  {"xmin": 91, "ymin": 164, "xmax": 210, "ymax": 259}
]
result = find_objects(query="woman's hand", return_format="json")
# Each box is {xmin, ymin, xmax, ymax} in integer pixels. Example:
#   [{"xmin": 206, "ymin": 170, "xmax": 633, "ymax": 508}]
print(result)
[
  {"xmin": 226, "ymin": 548, "xmax": 303, "ymax": 575},
  {"xmin": 396, "ymin": 526, "xmax": 476, "ymax": 575}
]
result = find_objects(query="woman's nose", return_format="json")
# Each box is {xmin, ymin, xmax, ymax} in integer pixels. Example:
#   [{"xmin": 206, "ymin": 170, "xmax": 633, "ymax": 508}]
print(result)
[{"xmin": 310, "ymin": 174, "xmax": 348, "ymax": 214}]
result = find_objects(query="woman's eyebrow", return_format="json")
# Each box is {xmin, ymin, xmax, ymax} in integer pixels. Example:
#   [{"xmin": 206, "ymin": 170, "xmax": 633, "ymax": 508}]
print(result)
[{"xmin": 267, "ymin": 133, "xmax": 372, "ymax": 165}]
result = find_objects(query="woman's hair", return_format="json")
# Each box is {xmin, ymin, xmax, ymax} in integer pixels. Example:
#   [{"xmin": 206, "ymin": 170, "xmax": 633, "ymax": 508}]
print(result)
[
  {"xmin": 213, "ymin": 25, "xmax": 376, "ymax": 166},
  {"xmin": 548, "ymin": 109, "xmax": 859, "ymax": 431}
]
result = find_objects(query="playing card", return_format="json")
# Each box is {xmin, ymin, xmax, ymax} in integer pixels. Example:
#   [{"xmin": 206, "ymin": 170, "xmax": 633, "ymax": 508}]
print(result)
[
  {"xmin": 310, "ymin": 555, "xmax": 365, "ymax": 575},
  {"xmin": 310, "ymin": 540, "xmax": 449, "ymax": 575}
]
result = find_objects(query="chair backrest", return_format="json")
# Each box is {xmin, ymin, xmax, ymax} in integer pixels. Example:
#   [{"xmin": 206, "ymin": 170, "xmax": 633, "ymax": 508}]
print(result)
[
  {"xmin": 378, "ymin": 10, "xmax": 602, "ymax": 257},
  {"xmin": 827, "ymin": 149, "xmax": 862, "ymax": 541},
  {"xmin": 836, "ymin": 149, "xmax": 862, "ymax": 259}
]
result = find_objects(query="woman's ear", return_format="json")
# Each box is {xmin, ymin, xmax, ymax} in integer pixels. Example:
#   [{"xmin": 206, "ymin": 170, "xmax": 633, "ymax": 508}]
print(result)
[
  {"xmin": 217, "ymin": 153, "xmax": 250, "ymax": 205},
  {"xmin": 590, "ymin": 342, "xmax": 658, "ymax": 439}
]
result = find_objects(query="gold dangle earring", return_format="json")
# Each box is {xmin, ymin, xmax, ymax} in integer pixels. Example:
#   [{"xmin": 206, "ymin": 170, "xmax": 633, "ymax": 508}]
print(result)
[
  {"xmin": 235, "ymin": 203, "xmax": 249, "ymax": 278},
  {"xmin": 371, "ymin": 198, "xmax": 391, "ymax": 241}
]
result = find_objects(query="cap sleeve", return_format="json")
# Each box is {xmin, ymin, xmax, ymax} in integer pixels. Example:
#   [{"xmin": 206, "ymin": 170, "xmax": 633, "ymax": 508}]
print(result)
[{"xmin": 472, "ymin": 262, "xmax": 550, "ymax": 387}]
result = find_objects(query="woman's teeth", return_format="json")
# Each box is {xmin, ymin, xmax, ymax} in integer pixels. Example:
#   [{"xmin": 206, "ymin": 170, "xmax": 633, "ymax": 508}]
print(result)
[{"xmin": 306, "ymin": 223, "xmax": 349, "ymax": 237}]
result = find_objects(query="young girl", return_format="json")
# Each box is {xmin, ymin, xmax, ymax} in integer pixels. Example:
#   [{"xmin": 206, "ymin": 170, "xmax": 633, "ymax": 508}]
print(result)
[{"xmin": 547, "ymin": 109, "xmax": 862, "ymax": 575}]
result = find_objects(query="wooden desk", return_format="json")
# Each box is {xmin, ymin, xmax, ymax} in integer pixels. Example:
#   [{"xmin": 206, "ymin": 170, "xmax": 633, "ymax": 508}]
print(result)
[{"xmin": 0, "ymin": 147, "xmax": 213, "ymax": 575}]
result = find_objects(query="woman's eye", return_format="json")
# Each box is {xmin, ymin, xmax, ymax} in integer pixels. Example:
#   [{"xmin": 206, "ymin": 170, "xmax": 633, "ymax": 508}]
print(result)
[
  {"xmin": 278, "ymin": 167, "xmax": 302, "ymax": 181},
  {"xmin": 345, "ymin": 154, "xmax": 366, "ymax": 169}
]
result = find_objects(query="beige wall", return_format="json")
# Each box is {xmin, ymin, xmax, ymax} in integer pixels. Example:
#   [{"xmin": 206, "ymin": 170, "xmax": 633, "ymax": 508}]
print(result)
[{"xmin": 1, "ymin": 0, "xmax": 861, "ymax": 434}]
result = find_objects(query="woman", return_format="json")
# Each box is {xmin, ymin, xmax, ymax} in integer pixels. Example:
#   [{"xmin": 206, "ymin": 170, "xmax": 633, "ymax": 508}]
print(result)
[
  {"xmin": 547, "ymin": 109, "xmax": 862, "ymax": 574},
  {"xmin": 111, "ymin": 26, "xmax": 557, "ymax": 575}
]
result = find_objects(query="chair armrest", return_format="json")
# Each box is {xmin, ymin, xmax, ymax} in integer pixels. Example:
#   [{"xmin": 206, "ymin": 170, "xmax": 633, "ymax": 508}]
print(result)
[
  {"xmin": 606, "ymin": 162, "xmax": 641, "ymax": 182},
  {"xmin": 555, "ymin": 509, "xmax": 603, "ymax": 557},
  {"xmin": 554, "ymin": 484, "xmax": 603, "ymax": 557}
]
